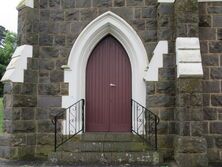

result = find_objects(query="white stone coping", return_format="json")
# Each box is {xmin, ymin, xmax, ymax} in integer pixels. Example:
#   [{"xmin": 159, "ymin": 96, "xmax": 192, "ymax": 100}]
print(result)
[
  {"xmin": 17, "ymin": 0, "xmax": 34, "ymax": 10},
  {"xmin": 158, "ymin": 0, "xmax": 222, "ymax": 2},
  {"xmin": 146, "ymin": 41, "xmax": 168, "ymax": 81},
  {"xmin": 1, "ymin": 45, "xmax": 33, "ymax": 83},
  {"xmin": 176, "ymin": 37, "xmax": 203, "ymax": 78}
]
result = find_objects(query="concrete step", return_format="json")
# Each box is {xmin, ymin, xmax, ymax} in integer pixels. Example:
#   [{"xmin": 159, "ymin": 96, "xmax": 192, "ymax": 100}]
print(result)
[
  {"xmin": 59, "ymin": 141, "xmax": 149, "ymax": 153},
  {"xmin": 49, "ymin": 151, "xmax": 160, "ymax": 165}
]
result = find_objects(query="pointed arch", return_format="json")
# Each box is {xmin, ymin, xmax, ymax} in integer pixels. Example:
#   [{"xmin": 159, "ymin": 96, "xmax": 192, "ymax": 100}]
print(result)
[{"xmin": 62, "ymin": 11, "xmax": 149, "ymax": 108}]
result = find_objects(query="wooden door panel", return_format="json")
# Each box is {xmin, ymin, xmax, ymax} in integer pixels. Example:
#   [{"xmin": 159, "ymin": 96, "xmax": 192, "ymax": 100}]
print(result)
[{"xmin": 86, "ymin": 35, "xmax": 132, "ymax": 132}]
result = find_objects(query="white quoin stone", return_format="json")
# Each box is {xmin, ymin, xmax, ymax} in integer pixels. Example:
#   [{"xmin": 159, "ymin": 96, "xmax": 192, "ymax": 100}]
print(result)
[
  {"xmin": 145, "ymin": 41, "xmax": 168, "ymax": 81},
  {"xmin": 176, "ymin": 38, "xmax": 203, "ymax": 78},
  {"xmin": 1, "ymin": 45, "xmax": 33, "ymax": 83},
  {"xmin": 17, "ymin": 0, "xmax": 34, "ymax": 10}
]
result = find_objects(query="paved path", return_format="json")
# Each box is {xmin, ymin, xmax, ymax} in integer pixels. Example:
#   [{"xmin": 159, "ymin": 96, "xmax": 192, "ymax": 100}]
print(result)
[
  {"xmin": 0, "ymin": 159, "xmax": 163, "ymax": 167},
  {"xmin": 0, "ymin": 159, "xmax": 221, "ymax": 167}
]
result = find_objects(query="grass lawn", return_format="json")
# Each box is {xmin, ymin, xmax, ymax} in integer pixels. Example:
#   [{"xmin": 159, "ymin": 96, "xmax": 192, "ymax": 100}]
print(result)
[{"xmin": 0, "ymin": 98, "xmax": 3, "ymax": 133}]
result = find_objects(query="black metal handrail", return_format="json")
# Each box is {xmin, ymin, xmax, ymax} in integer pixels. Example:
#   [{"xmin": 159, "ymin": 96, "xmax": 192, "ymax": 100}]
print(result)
[
  {"xmin": 52, "ymin": 99, "xmax": 85, "ymax": 152},
  {"xmin": 132, "ymin": 99, "xmax": 160, "ymax": 150}
]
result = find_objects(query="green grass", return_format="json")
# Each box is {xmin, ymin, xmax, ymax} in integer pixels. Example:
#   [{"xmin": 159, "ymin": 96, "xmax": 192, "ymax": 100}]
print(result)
[{"xmin": 0, "ymin": 98, "xmax": 3, "ymax": 133}]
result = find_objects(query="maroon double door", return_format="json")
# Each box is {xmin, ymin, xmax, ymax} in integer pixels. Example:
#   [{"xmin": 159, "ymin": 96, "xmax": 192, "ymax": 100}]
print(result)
[{"xmin": 86, "ymin": 35, "xmax": 132, "ymax": 132}]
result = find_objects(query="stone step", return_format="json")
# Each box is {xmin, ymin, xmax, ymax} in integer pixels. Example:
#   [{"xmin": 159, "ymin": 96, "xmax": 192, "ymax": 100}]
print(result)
[
  {"xmin": 49, "ymin": 151, "xmax": 160, "ymax": 165},
  {"xmin": 59, "ymin": 141, "xmax": 149, "ymax": 153},
  {"xmin": 73, "ymin": 133, "xmax": 142, "ymax": 142}
]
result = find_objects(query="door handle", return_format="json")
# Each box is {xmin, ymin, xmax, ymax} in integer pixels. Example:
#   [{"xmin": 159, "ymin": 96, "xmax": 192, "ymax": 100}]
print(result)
[{"xmin": 110, "ymin": 83, "xmax": 116, "ymax": 87}]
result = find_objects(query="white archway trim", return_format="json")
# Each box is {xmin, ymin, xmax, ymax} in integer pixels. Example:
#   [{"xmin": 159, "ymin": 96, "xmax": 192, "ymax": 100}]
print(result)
[{"xmin": 62, "ymin": 11, "xmax": 149, "ymax": 110}]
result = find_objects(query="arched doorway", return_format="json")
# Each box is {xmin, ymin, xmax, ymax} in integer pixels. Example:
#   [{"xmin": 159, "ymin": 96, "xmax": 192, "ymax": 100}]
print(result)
[{"xmin": 86, "ymin": 35, "xmax": 132, "ymax": 132}]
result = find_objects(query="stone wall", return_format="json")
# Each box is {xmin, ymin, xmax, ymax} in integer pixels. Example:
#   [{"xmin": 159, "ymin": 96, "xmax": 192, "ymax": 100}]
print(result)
[
  {"xmin": 199, "ymin": 2, "xmax": 222, "ymax": 163},
  {"xmin": 2, "ymin": 0, "xmax": 161, "ymax": 160}
]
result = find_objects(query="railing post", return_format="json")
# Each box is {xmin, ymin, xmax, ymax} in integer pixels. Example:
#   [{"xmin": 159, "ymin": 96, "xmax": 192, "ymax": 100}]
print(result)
[
  {"xmin": 54, "ymin": 116, "xmax": 57, "ymax": 152},
  {"xmin": 155, "ymin": 116, "xmax": 158, "ymax": 150},
  {"xmin": 82, "ymin": 99, "xmax": 85, "ymax": 132}
]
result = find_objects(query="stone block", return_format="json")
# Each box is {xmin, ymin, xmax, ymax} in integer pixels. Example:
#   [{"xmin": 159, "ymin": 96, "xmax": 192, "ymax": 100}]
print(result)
[
  {"xmin": 177, "ymin": 79, "xmax": 202, "ymax": 93},
  {"xmin": 202, "ymin": 55, "xmax": 219, "ymax": 67},
  {"xmin": 61, "ymin": 83, "xmax": 69, "ymax": 95},
  {"xmin": 157, "ymin": 122, "xmax": 168, "ymax": 134},
  {"xmin": 39, "ymin": 59, "xmax": 55, "ymax": 70},
  {"xmin": 158, "ymin": 3, "xmax": 174, "ymax": 15},
  {"xmin": 215, "ymin": 137, "xmax": 222, "ymax": 149},
  {"xmin": 210, "ymin": 67, "xmax": 222, "ymax": 79},
  {"xmin": 76, "ymin": 0, "xmax": 91, "ymax": 8},
  {"xmin": 211, "ymin": 95, "xmax": 222, "ymax": 107},
  {"xmin": 50, "ymin": 10, "xmax": 64, "ymax": 21},
  {"xmin": 3, "ymin": 83, "xmax": 13, "ymax": 94},
  {"xmin": 62, "ymin": 0, "xmax": 75, "ymax": 8},
  {"xmin": 209, "ymin": 41, "xmax": 222, "ymax": 53},
  {"xmin": 11, "ymin": 121, "xmax": 35, "ymax": 133},
  {"xmin": 80, "ymin": 9, "xmax": 97, "ymax": 21},
  {"xmin": 145, "ymin": 0, "xmax": 157, "ymax": 5},
  {"xmin": 142, "ymin": 6, "xmax": 156, "ymax": 18},
  {"xmin": 50, "ymin": 70, "xmax": 64, "ymax": 82},
  {"xmin": 37, "ymin": 96, "xmax": 61, "ymax": 107},
  {"xmin": 158, "ymin": 68, "xmax": 175, "ymax": 80},
  {"xmin": 147, "ymin": 95, "xmax": 175, "ymax": 107},
  {"xmin": 39, "ymin": 0, "xmax": 48, "ymax": 8},
  {"xmin": 36, "ymin": 133, "xmax": 54, "ymax": 145},
  {"xmin": 65, "ymin": 9, "xmax": 79, "ymax": 21},
  {"xmin": 146, "ymin": 19, "xmax": 157, "ymax": 30},
  {"xmin": 55, "ymin": 35, "xmax": 66, "ymax": 46},
  {"xmin": 39, "ymin": 34, "xmax": 53, "ymax": 46},
  {"xmin": 13, "ymin": 95, "xmax": 37, "ymax": 107},
  {"xmin": 114, "ymin": 0, "xmax": 125, "ymax": 7},
  {"xmin": 126, "ymin": 0, "xmax": 144, "ymax": 6},
  {"xmin": 26, "ymin": 134, "xmax": 36, "ymax": 145},
  {"xmin": 39, "ymin": 47, "xmax": 59, "ymax": 58},
  {"xmin": 38, "ymin": 84, "xmax": 60, "ymax": 96},
  {"xmin": 199, "ymin": 15, "xmax": 211, "ymax": 27},
  {"xmin": 175, "ymin": 136, "xmax": 207, "ymax": 153},
  {"xmin": 191, "ymin": 121, "xmax": 203, "ymax": 136},
  {"xmin": 17, "ymin": 146, "xmax": 35, "ymax": 160},
  {"xmin": 218, "ymin": 28, "xmax": 222, "ymax": 40},
  {"xmin": 93, "ymin": 0, "xmax": 112, "ymax": 7},
  {"xmin": 213, "ymin": 15, "xmax": 222, "ymax": 27},
  {"xmin": 160, "ymin": 108, "xmax": 174, "ymax": 121},
  {"xmin": 175, "ymin": 122, "xmax": 190, "ymax": 136},
  {"xmin": 37, "ymin": 120, "xmax": 54, "ymax": 133},
  {"xmin": 210, "ymin": 122, "xmax": 222, "ymax": 134},
  {"xmin": 156, "ymin": 81, "xmax": 175, "ymax": 94},
  {"xmin": 175, "ymin": 153, "xmax": 208, "ymax": 167},
  {"xmin": 20, "ymin": 108, "xmax": 35, "ymax": 120},
  {"xmin": 132, "ymin": 20, "xmax": 145, "ymax": 30},
  {"xmin": 21, "ymin": 84, "xmax": 36, "ymax": 95},
  {"xmin": 140, "ymin": 30, "xmax": 157, "ymax": 42},
  {"xmin": 49, "ymin": 0, "xmax": 60, "ymax": 8},
  {"xmin": 111, "ymin": 8, "xmax": 133, "ymax": 21},
  {"xmin": 39, "ymin": 71, "xmax": 50, "ymax": 84},
  {"xmin": 199, "ymin": 27, "xmax": 216, "ymax": 40},
  {"xmin": 146, "ymin": 82, "xmax": 155, "ymax": 95},
  {"xmin": 204, "ymin": 81, "xmax": 220, "ymax": 93}
]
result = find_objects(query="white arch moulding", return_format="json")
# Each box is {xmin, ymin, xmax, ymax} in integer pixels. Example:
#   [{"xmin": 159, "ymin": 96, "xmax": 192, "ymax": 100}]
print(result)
[{"xmin": 62, "ymin": 11, "xmax": 149, "ymax": 134}]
